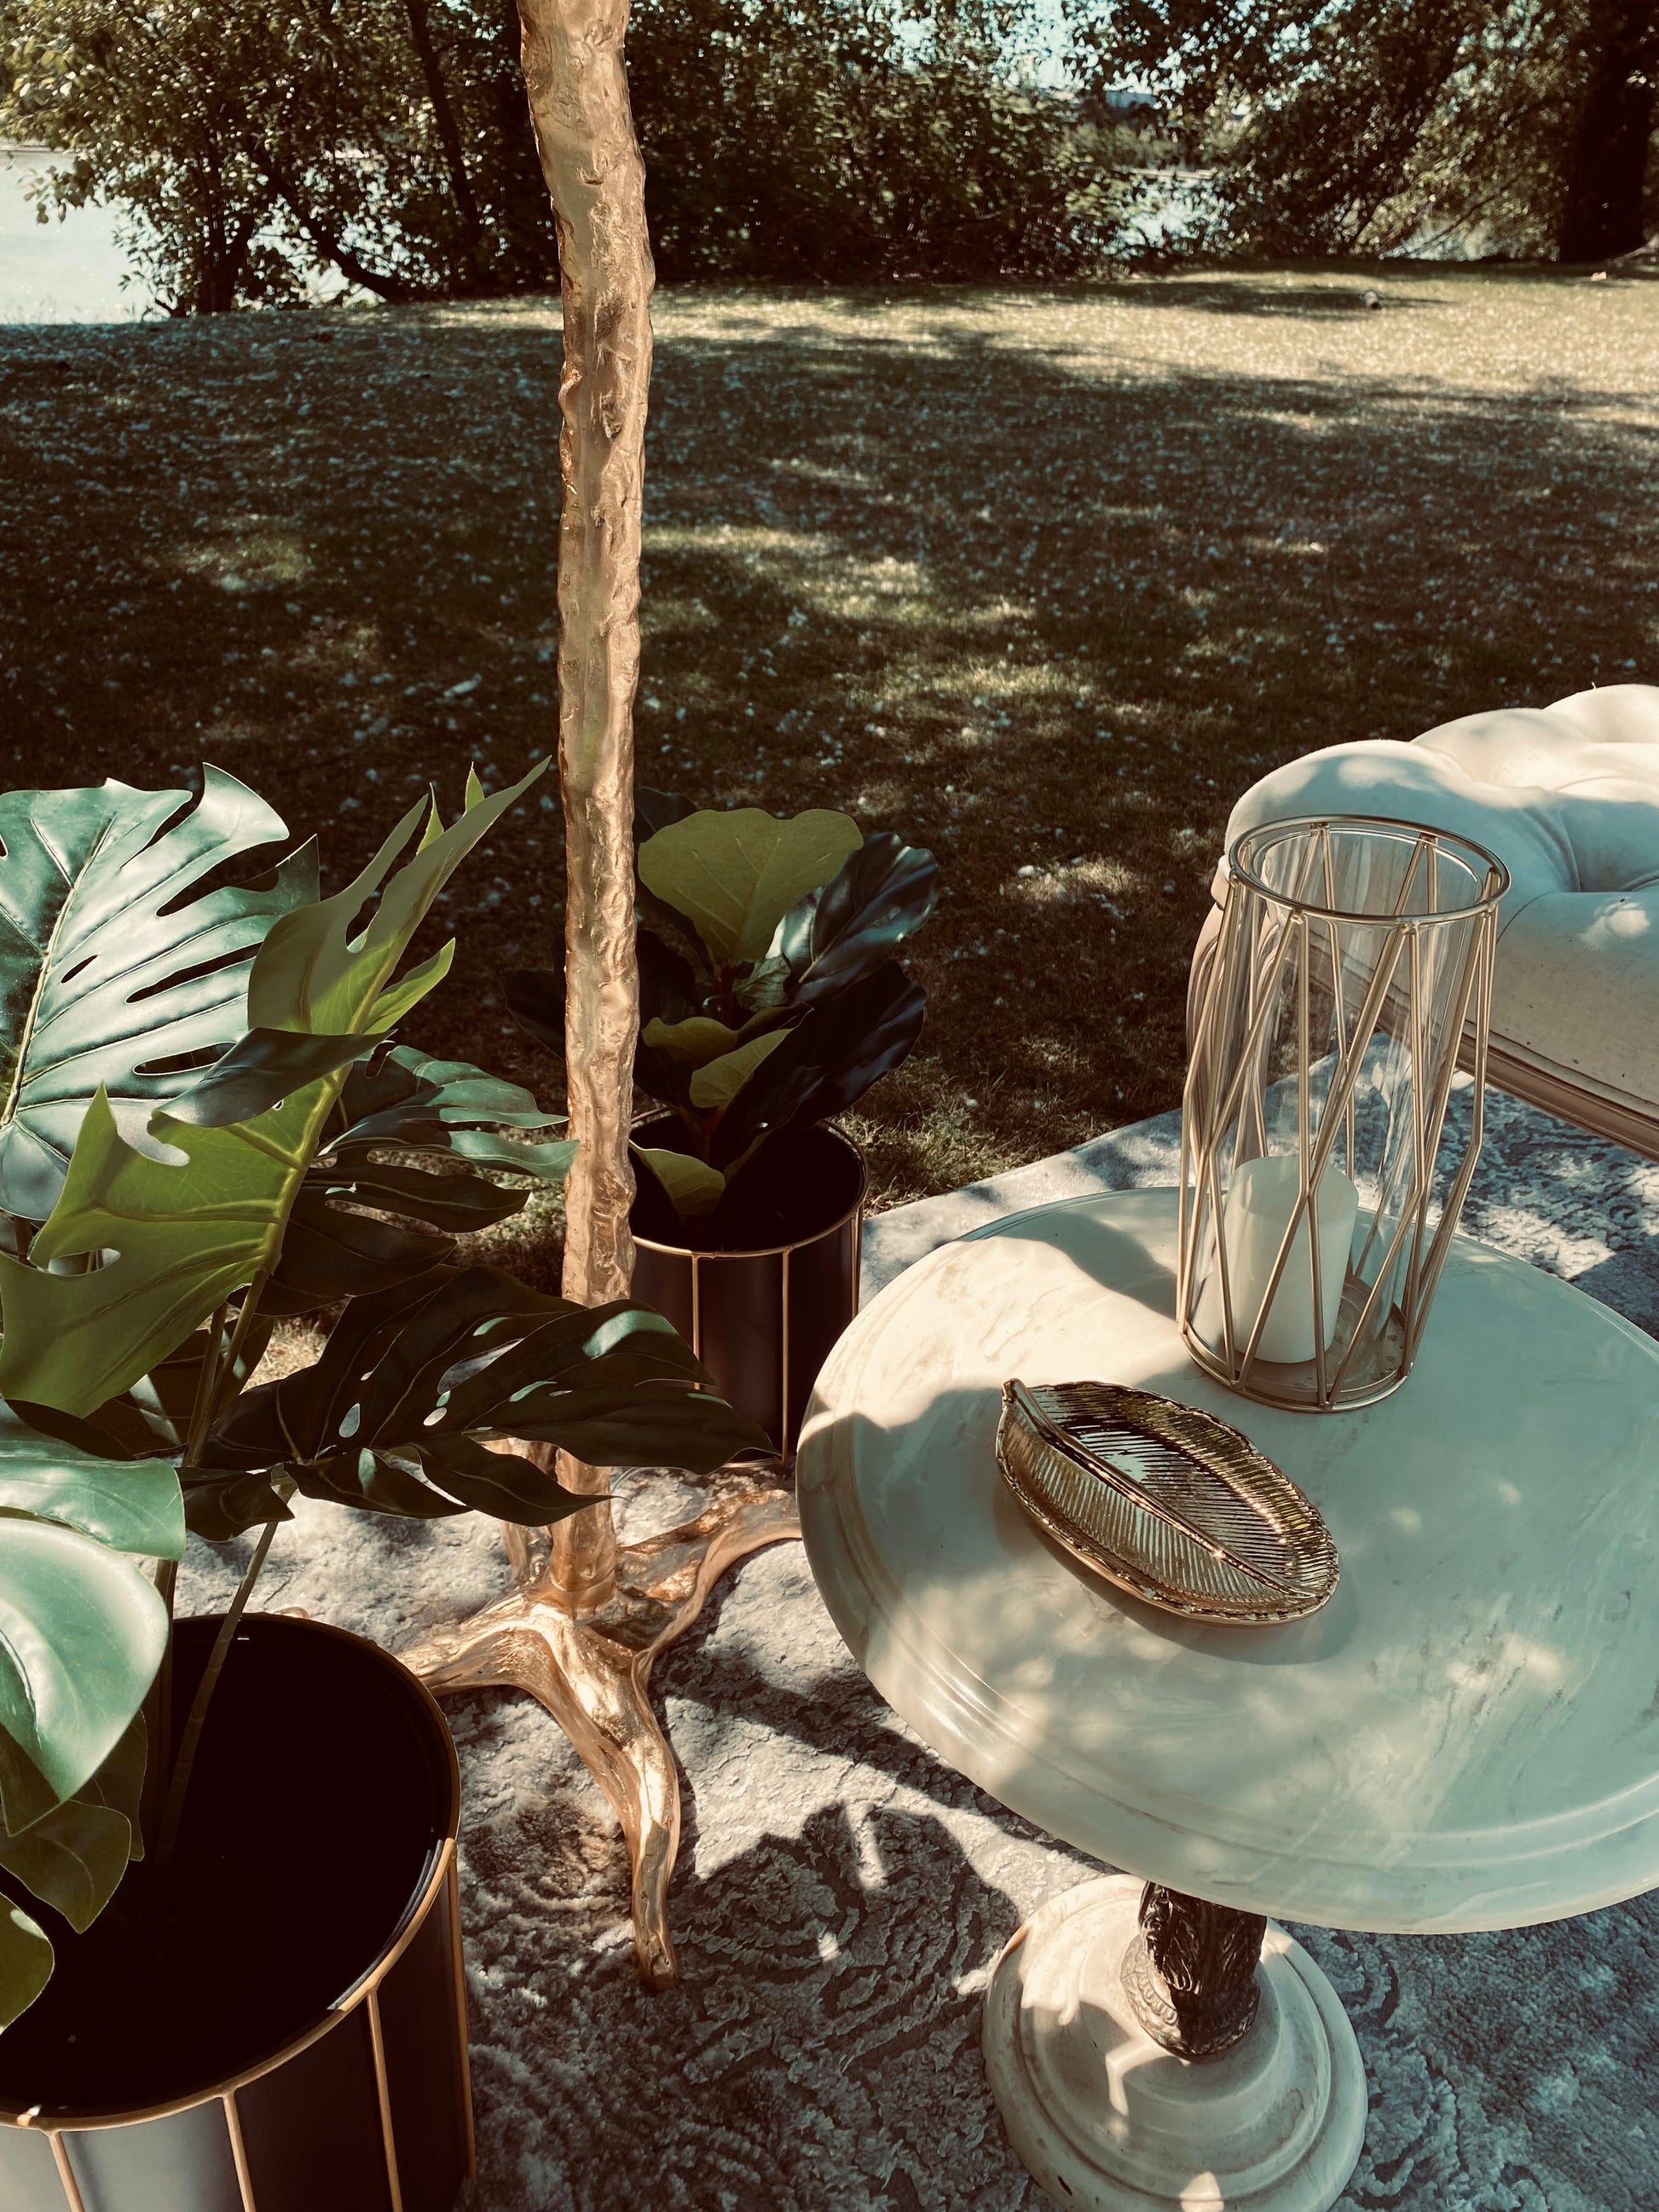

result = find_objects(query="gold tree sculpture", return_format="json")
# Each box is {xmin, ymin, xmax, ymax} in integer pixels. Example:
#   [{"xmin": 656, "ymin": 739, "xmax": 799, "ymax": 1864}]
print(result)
[{"xmin": 402, "ymin": 0, "xmax": 800, "ymax": 1988}]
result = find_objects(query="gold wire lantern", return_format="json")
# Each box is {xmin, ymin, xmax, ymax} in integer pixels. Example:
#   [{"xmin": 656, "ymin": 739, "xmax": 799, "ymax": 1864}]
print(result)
[{"xmin": 1179, "ymin": 815, "xmax": 1507, "ymax": 1412}]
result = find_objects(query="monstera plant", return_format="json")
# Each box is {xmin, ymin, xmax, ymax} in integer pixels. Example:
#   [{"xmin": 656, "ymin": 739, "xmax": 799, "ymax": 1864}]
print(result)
[
  {"xmin": 0, "ymin": 765, "xmax": 761, "ymax": 2039},
  {"xmin": 509, "ymin": 790, "xmax": 939, "ymax": 1237}
]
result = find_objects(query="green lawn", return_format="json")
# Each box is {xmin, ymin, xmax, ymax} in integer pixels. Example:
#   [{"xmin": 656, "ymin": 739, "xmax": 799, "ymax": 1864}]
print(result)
[{"xmin": 3, "ymin": 265, "xmax": 1656, "ymax": 1223}]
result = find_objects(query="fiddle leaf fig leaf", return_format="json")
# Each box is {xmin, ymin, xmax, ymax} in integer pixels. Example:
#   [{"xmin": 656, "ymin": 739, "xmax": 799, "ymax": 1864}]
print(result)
[
  {"xmin": 687, "ymin": 1029, "xmax": 788, "ymax": 1112},
  {"xmin": 0, "ymin": 1516, "xmax": 167, "ymax": 1826},
  {"xmin": 643, "ymin": 1016, "xmax": 749, "ymax": 1069},
  {"xmin": 774, "ymin": 832, "xmax": 939, "ymax": 1005},
  {"xmin": 733, "ymin": 953, "xmax": 794, "ymax": 1016},
  {"xmin": 633, "ymin": 1146, "xmax": 725, "ymax": 1220},
  {"xmin": 714, "ymin": 961, "xmax": 926, "ymax": 1170},
  {"xmin": 638, "ymin": 808, "xmax": 862, "ymax": 966},
  {"xmin": 0, "ymin": 1905, "xmax": 52, "ymax": 2031},
  {"xmin": 0, "ymin": 770, "xmax": 315, "ymax": 1223}
]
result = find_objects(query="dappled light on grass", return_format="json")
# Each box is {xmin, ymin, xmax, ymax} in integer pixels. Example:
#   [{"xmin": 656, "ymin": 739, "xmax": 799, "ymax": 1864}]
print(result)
[{"xmin": 2, "ymin": 264, "xmax": 1656, "ymax": 1214}]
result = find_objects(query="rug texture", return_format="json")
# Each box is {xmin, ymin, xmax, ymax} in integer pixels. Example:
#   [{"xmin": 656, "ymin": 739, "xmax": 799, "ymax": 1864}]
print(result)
[{"xmin": 182, "ymin": 1091, "xmax": 1659, "ymax": 2212}]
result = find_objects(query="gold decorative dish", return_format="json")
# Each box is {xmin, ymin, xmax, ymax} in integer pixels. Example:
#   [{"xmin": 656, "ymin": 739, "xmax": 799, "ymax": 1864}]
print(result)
[{"xmin": 996, "ymin": 1380, "xmax": 1338, "ymax": 1625}]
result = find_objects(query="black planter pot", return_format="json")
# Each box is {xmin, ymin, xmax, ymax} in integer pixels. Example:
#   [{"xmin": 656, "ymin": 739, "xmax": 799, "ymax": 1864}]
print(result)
[
  {"xmin": 0, "ymin": 1614, "xmax": 471, "ymax": 2212},
  {"xmin": 632, "ymin": 1122, "xmax": 866, "ymax": 1455}
]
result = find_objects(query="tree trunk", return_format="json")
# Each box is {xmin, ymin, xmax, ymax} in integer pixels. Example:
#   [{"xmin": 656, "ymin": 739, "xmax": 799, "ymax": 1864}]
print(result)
[
  {"xmin": 518, "ymin": 0, "xmax": 653, "ymax": 1609},
  {"xmin": 190, "ymin": 182, "xmax": 272, "ymax": 314},
  {"xmin": 1558, "ymin": 0, "xmax": 1659, "ymax": 260},
  {"xmin": 402, "ymin": 0, "xmax": 488, "ymax": 280}
]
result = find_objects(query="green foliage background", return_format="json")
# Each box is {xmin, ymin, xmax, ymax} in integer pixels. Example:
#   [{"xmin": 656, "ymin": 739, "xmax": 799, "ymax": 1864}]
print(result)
[
  {"xmin": 0, "ymin": 0, "xmax": 1126, "ymax": 312},
  {"xmin": 1068, "ymin": 0, "xmax": 1659, "ymax": 262}
]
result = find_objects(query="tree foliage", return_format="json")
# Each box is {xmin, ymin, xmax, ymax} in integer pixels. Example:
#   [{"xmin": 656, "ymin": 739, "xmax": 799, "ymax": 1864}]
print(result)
[
  {"xmin": 1067, "ymin": 0, "xmax": 1659, "ymax": 261},
  {"xmin": 0, "ymin": 0, "xmax": 1124, "ymax": 311},
  {"xmin": 0, "ymin": 0, "xmax": 554, "ymax": 311},
  {"xmin": 628, "ymin": 0, "xmax": 1123, "ymax": 280}
]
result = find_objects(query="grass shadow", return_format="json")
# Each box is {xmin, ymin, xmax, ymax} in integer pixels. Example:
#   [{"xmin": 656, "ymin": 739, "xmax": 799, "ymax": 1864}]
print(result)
[{"xmin": 1, "ymin": 269, "xmax": 1655, "ymax": 1207}]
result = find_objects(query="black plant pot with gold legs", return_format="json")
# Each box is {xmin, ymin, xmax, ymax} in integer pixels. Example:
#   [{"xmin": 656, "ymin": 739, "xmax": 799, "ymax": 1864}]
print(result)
[
  {"xmin": 632, "ymin": 1121, "xmax": 867, "ymax": 1457},
  {"xmin": 0, "ymin": 1615, "xmax": 471, "ymax": 2212}
]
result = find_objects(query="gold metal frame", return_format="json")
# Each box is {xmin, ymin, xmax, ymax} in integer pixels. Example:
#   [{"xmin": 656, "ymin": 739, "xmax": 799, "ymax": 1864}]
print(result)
[
  {"xmin": 7, "ymin": 1625, "xmax": 471, "ymax": 2211},
  {"xmin": 633, "ymin": 1138, "xmax": 867, "ymax": 1460},
  {"xmin": 1179, "ymin": 813, "xmax": 1506, "ymax": 1412}
]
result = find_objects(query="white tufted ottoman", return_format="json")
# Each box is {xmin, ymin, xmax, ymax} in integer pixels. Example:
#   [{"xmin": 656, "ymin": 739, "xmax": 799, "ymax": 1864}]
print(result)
[{"xmin": 1189, "ymin": 684, "xmax": 1659, "ymax": 1159}]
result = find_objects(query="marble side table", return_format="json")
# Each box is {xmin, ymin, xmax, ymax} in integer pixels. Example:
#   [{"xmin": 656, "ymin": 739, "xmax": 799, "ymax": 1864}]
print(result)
[{"xmin": 797, "ymin": 1187, "xmax": 1659, "ymax": 2212}]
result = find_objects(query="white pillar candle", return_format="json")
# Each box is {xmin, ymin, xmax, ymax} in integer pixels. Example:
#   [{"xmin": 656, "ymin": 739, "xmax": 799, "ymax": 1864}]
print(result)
[{"xmin": 1211, "ymin": 1152, "xmax": 1360, "ymax": 1366}]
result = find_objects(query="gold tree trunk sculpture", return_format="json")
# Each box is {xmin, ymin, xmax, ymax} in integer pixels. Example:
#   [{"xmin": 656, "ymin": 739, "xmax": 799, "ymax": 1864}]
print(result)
[{"xmin": 402, "ymin": 0, "xmax": 800, "ymax": 1988}]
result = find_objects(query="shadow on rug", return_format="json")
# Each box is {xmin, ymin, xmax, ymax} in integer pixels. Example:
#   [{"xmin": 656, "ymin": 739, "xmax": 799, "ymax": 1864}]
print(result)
[{"xmin": 181, "ymin": 1093, "xmax": 1659, "ymax": 2211}]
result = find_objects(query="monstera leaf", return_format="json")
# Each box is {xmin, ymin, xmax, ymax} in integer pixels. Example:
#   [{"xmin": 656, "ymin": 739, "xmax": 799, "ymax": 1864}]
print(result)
[
  {"xmin": 195, "ymin": 1264, "xmax": 767, "ymax": 1533},
  {"xmin": 0, "ymin": 1406, "xmax": 185, "ymax": 1557},
  {"xmin": 0, "ymin": 1514, "xmax": 171, "ymax": 1836},
  {"xmin": 0, "ymin": 771, "xmax": 315, "ymax": 1224},
  {"xmin": 0, "ymin": 765, "xmax": 547, "ymax": 1417},
  {"xmin": 9, "ymin": 1319, "xmax": 277, "ymax": 1471},
  {"xmin": 0, "ymin": 1715, "xmax": 145, "ymax": 1940},
  {"xmin": 165, "ymin": 1027, "xmax": 380, "ymax": 1129},
  {"xmin": 0, "ymin": 1713, "xmax": 150, "ymax": 2025},
  {"xmin": 0, "ymin": 1404, "xmax": 181, "ymax": 2031},
  {"xmin": 264, "ymin": 1048, "xmax": 575, "ymax": 1314},
  {"xmin": 0, "ymin": 1909, "xmax": 51, "ymax": 2031}
]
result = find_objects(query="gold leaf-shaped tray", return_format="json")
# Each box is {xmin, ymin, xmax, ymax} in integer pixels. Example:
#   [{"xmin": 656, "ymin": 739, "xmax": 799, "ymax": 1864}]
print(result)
[{"xmin": 996, "ymin": 1379, "xmax": 1338, "ymax": 1625}]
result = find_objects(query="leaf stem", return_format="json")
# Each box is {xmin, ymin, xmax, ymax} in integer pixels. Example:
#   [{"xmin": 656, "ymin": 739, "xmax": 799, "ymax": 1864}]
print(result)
[
  {"xmin": 210, "ymin": 1273, "xmax": 270, "ymax": 1427},
  {"xmin": 182, "ymin": 1302, "xmax": 229, "ymax": 1471},
  {"xmin": 153, "ymin": 1509, "xmax": 283, "ymax": 1885},
  {"xmin": 137, "ymin": 1557, "xmax": 178, "ymax": 1857}
]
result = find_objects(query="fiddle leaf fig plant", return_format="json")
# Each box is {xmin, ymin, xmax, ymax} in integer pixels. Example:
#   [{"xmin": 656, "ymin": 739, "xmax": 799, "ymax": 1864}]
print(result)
[
  {"xmin": 0, "ymin": 765, "xmax": 767, "ymax": 2036},
  {"xmin": 508, "ymin": 791, "xmax": 938, "ymax": 1234}
]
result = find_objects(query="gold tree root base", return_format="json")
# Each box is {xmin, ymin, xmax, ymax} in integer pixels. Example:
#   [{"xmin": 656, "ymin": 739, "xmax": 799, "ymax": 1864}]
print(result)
[{"xmin": 402, "ymin": 1471, "xmax": 800, "ymax": 1989}]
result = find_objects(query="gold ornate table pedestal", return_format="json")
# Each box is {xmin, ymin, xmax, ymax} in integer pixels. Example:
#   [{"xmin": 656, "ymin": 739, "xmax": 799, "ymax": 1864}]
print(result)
[{"xmin": 404, "ymin": 1473, "xmax": 799, "ymax": 1988}]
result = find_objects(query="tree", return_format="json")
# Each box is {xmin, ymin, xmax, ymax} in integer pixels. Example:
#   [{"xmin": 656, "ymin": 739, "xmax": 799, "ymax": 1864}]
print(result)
[
  {"xmin": 627, "ymin": 0, "xmax": 1125, "ymax": 282},
  {"xmin": 1558, "ymin": 0, "xmax": 1659, "ymax": 257},
  {"xmin": 1, "ymin": 0, "xmax": 1126, "ymax": 311},
  {"xmin": 1067, "ymin": 0, "xmax": 1658, "ymax": 261},
  {"xmin": 0, "ymin": 0, "xmax": 557, "ymax": 313}
]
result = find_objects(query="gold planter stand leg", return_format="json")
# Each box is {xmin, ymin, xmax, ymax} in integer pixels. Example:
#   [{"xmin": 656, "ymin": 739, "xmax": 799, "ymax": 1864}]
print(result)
[{"xmin": 402, "ymin": 1473, "xmax": 800, "ymax": 1989}]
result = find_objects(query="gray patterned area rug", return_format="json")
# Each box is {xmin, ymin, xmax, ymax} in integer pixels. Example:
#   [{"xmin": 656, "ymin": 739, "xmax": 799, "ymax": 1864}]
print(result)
[{"xmin": 182, "ymin": 1091, "xmax": 1659, "ymax": 2212}]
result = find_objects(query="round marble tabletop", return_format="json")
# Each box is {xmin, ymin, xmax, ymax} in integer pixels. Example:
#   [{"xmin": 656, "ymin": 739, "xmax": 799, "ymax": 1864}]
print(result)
[{"xmin": 797, "ymin": 1186, "xmax": 1659, "ymax": 1935}]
